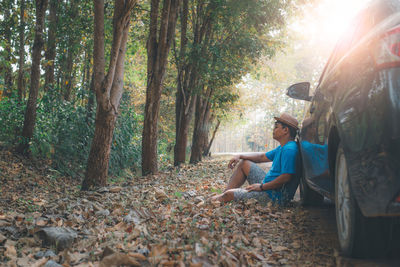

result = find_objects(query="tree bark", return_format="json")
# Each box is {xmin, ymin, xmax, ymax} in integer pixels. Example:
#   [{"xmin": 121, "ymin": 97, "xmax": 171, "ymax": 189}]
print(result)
[
  {"xmin": 17, "ymin": 0, "xmax": 26, "ymax": 101},
  {"xmin": 18, "ymin": 0, "xmax": 48, "ymax": 154},
  {"xmin": 142, "ymin": 0, "xmax": 180, "ymax": 175},
  {"xmin": 4, "ymin": 2, "xmax": 13, "ymax": 96},
  {"xmin": 81, "ymin": 0, "xmax": 137, "ymax": 190},
  {"xmin": 86, "ymin": 72, "xmax": 95, "ymax": 125},
  {"xmin": 203, "ymin": 118, "xmax": 219, "ymax": 156},
  {"xmin": 173, "ymin": 0, "xmax": 194, "ymax": 166},
  {"xmin": 63, "ymin": 0, "xmax": 79, "ymax": 101},
  {"xmin": 190, "ymin": 87, "xmax": 212, "ymax": 164},
  {"xmin": 44, "ymin": 0, "xmax": 58, "ymax": 91}
]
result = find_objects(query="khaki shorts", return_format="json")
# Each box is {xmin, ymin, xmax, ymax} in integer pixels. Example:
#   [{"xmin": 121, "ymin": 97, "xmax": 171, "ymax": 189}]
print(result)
[{"xmin": 233, "ymin": 162, "xmax": 272, "ymax": 204}]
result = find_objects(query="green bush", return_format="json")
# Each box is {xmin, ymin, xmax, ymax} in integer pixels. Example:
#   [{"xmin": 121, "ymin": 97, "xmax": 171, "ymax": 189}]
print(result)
[
  {"xmin": 0, "ymin": 96, "xmax": 25, "ymax": 143},
  {"xmin": 0, "ymin": 90, "xmax": 142, "ymax": 180},
  {"xmin": 109, "ymin": 95, "xmax": 142, "ymax": 176}
]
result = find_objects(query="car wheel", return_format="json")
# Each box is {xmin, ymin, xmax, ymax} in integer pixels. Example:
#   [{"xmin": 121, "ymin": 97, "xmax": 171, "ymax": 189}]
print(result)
[
  {"xmin": 299, "ymin": 171, "xmax": 324, "ymax": 206},
  {"xmin": 335, "ymin": 144, "xmax": 390, "ymax": 258}
]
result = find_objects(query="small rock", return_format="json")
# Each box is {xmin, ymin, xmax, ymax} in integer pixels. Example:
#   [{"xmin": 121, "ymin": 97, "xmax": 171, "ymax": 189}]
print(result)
[
  {"xmin": 35, "ymin": 227, "xmax": 77, "ymax": 251},
  {"xmin": 44, "ymin": 260, "xmax": 63, "ymax": 267}
]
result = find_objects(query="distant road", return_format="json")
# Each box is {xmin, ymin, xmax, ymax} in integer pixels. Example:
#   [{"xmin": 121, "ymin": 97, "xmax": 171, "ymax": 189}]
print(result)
[{"xmin": 211, "ymin": 152, "xmax": 272, "ymax": 169}]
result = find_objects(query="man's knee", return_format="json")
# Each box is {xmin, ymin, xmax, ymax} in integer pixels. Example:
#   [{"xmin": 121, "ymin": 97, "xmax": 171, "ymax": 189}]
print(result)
[{"xmin": 238, "ymin": 159, "xmax": 252, "ymax": 175}]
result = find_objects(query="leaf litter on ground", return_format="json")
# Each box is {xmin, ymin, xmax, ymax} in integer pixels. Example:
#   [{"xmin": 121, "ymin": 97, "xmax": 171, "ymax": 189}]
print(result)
[{"xmin": 0, "ymin": 148, "xmax": 339, "ymax": 266}]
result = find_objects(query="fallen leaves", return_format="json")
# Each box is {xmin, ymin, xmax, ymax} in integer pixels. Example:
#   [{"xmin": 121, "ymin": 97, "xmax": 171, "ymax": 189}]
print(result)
[{"xmin": 0, "ymin": 150, "xmax": 340, "ymax": 266}]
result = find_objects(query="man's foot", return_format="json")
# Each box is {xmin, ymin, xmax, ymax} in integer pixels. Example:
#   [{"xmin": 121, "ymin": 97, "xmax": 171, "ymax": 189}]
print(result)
[{"xmin": 208, "ymin": 193, "xmax": 223, "ymax": 202}]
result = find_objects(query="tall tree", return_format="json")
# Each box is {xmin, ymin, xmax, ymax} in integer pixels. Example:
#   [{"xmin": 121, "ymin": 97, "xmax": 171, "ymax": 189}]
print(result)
[
  {"xmin": 43, "ymin": 0, "xmax": 58, "ymax": 91},
  {"xmin": 189, "ymin": 0, "xmax": 292, "ymax": 163},
  {"xmin": 142, "ymin": 0, "xmax": 180, "ymax": 175},
  {"xmin": 62, "ymin": 0, "xmax": 79, "ymax": 101},
  {"xmin": 81, "ymin": 0, "xmax": 138, "ymax": 190},
  {"xmin": 3, "ymin": 0, "xmax": 14, "ymax": 96},
  {"xmin": 17, "ymin": 0, "xmax": 26, "ymax": 101},
  {"xmin": 17, "ymin": 0, "xmax": 48, "ymax": 153},
  {"xmin": 173, "ymin": 0, "xmax": 214, "ymax": 166}
]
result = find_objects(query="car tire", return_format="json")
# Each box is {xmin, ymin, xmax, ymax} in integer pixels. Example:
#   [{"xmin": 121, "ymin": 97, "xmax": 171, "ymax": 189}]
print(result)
[
  {"xmin": 335, "ymin": 144, "xmax": 390, "ymax": 258},
  {"xmin": 299, "ymin": 171, "xmax": 324, "ymax": 206}
]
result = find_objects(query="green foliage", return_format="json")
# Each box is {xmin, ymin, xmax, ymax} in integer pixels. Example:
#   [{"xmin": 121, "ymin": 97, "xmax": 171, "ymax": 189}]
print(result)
[
  {"xmin": 32, "ymin": 89, "xmax": 94, "ymax": 177},
  {"xmin": 0, "ymin": 95, "xmax": 25, "ymax": 142},
  {"xmin": 109, "ymin": 94, "xmax": 142, "ymax": 176},
  {"xmin": 0, "ymin": 90, "xmax": 142, "ymax": 179}
]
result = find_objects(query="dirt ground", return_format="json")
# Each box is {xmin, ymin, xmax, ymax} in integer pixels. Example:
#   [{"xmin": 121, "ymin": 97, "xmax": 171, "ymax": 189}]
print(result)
[{"xmin": 0, "ymin": 148, "xmax": 399, "ymax": 266}]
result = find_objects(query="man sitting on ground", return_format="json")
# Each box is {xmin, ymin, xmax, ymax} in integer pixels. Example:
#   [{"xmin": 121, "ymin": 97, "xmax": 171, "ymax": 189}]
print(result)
[{"xmin": 211, "ymin": 113, "xmax": 299, "ymax": 205}]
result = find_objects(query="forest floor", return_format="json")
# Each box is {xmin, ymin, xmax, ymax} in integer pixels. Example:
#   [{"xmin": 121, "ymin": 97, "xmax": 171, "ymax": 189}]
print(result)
[{"xmin": 1, "ymin": 146, "xmax": 399, "ymax": 267}]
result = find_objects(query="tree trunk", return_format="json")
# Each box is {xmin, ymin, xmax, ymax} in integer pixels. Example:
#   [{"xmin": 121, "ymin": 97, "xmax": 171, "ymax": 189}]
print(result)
[
  {"xmin": 173, "ymin": 0, "xmax": 214, "ymax": 166},
  {"xmin": 203, "ymin": 118, "xmax": 219, "ymax": 156},
  {"xmin": 63, "ymin": 0, "xmax": 78, "ymax": 101},
  {"xmin": 81, "ymin": 0, "xmax": 137, "ymax": 190},
  {"xmin": 174, "ymin": 91, "xmax": 196, "ymax": 165},
  {"xmin": 18, "ymin": 0, "xmax": 48, "ymax": 154},
  {"xmin": 190, "ymin": 88, "xmax": 212, "ymax": 164},
  {"xmin": 4, "ymin": 2, "xmax": 13, "ymax": 96},
  {"xmin": 82, "ymin": 105, "xmax": 117, "ymax": 189},
  {"xmin": 44, "ymin": 0, "xmax": 58, "ymax": 91},
  {"xmin": 142, "ymin": 0, "xmax": 180, "ymax": 175},
  {"xmin": 86, "ymin": 72, "xmax": 95, "ymax": 125},
  {"xmin": 17, "ymin": 0, "xmax": 26, "ymax": 101}
]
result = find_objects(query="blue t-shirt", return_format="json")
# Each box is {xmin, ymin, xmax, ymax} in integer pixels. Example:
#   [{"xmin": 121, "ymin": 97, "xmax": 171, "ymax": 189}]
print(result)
[{"xmin": 263, "ymin": 141, "xmax": 298, "ymax": 201}]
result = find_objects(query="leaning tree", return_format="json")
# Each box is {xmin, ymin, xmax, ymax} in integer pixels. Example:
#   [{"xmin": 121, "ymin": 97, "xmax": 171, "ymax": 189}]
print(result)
[{"xmin": 81, "ymin": 0, "xmax": 138, "ymax": 190}]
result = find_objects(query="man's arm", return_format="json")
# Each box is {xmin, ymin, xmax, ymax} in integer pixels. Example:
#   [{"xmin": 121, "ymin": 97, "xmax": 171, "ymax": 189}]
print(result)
[
  {"xmin": 228, "ymin": 152, "xmax": 270, "ymax": 169},
  {"xmin": 245, "ymin": 173, "xmax": 292, "ymax": 192}
]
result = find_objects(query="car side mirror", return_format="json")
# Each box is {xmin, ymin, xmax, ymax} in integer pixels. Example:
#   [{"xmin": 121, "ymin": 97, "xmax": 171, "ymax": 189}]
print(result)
[{"xmin": 286, "ymin": 82, "xmax": 312, "ymax": 101}]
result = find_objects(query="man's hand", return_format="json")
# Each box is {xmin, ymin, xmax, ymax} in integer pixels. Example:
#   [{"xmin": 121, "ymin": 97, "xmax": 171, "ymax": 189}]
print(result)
[
  {"xmin": 246, "ymin": 183, "xmax": 262, "ymax": 192},
  {"xmin": 228, "ymin": 155, "xmax": 240, "ymax": 169}
]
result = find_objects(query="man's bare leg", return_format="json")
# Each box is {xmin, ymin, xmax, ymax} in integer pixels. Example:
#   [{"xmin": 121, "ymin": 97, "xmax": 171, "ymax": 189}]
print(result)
[
  {"xmin": 210, "ymin": 160, "xmax": 252, "ymax": 202},
  {"xmin": 225, "ymin": 159, "xmax": 252, "ymax": 191}
]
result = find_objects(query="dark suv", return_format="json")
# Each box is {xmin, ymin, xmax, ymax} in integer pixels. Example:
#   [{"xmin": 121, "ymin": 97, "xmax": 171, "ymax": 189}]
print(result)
[{"xmin": 287, "ymin": 0, "xmax": 400, "ymax": 258}]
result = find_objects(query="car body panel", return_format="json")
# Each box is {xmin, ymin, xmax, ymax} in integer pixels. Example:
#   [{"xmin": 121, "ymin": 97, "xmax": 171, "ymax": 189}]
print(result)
[{"xmin": 293, "ymin": 0, "xmax": 400, "ymax": 217}]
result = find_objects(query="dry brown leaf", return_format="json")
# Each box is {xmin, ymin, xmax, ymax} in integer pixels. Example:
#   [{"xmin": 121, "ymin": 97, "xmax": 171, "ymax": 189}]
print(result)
[
  {"xmin": 109, "ymin": 186, "xmax": 123, "ymax": 193},
  {"xmin": 149, "ymin": 244, "xmax": 168, "ymax": 257},
  {"xmin": 4, "ymin": 241, "xmax": 17, "ymax": 259},
  {"xmin": 273, "ymin": 245, "xmax": 288, "ymax": 252},
  {"xmin": 155, "ymin": 188, "xmax": 168, "ymax": 200},
  {"xmin": 0, "ymin": 232, "xmax": 6, "ymax": 243},
  {"xmin": 36, "ymin": 219, "xmax": 48, "ymax": 226},
  {"xmin": 99, "ymin": 253, "xmax": 140, "ymax": 267},
  {"xmin": 128, "ymin": 252, "xmax": 147, "ymax": 261}
]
